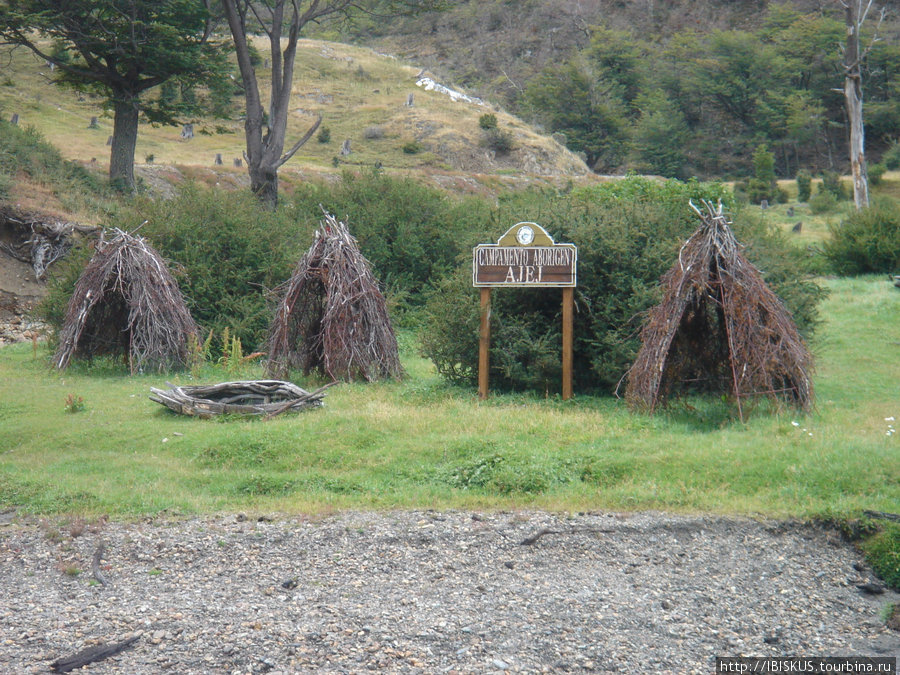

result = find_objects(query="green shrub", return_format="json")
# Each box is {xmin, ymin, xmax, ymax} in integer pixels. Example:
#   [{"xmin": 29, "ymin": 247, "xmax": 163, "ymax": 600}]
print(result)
[
  {"xmin": 401, "ymin": 140, "xmax": 423, "ymax": 154},
  {"xmin": 808, "ymin": 191, "xmax": 838, "ymax": 214},
  {"xmin": 291, "ymin": 170, "xmax": 489, "ymax": 315},
  {"xmin": 747, "ymin": 145, "xmax": 777, "ymax": 204},
  {"xmin": 478, "ymin": 113, "xmax": 498, "ymax": 130},
  {"xmin": 820, "ymin": 171, "xmax": 847, "ymax": 200},
  {"xmin": 868, "ymin": 163, "xmax": 886, "ymax": 186},
  {"xmin": 796, "ymin": 169, "xmax": 812, "ymax": 202},
  {"xmin": 483, "ymin": 127, "xmax": 515, "ymax": 154},
  {"xmin": 824, "ymin": 200, "xmax": 900, "ymax": 275},
  {"xmin": 317, "ymin": 126, "xmax": 331, "ymax": 144},
  {"xmin": 883, "ymin": 141, "xmax": 900, "ymax": 170},
  {"xmin": 421, "ymin": 177, "xmax": 824, "ymax": 393},
  {"xmin": 862, "ymin": 523, "xmax": 900, "ymax": 591}
]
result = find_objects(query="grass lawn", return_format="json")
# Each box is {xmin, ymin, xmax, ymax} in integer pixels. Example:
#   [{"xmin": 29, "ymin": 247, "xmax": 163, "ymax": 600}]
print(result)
[{"xmin": 0, "ymin": 276, "xmax": 897, "ymax": 519}]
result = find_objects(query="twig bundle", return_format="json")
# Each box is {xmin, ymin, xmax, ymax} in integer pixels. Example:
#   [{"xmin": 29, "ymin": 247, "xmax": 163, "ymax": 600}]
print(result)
[
  {"xmin": 149, "ymin": 380, "xmax": 332, "ymax": 417},
  {"xmin": 624, "ymin": 200, "xmax": 813, "ymax": 419},
  {"xmin": 266, "ymin": 211, "xmax": 402, "ymax": 382},
  {"xmin": 54, "ymin": 228, "xmax": 198, "ymax": 373}
]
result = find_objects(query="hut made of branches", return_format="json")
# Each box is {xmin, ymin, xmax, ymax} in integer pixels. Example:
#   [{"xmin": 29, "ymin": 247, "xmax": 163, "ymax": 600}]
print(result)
[
  {"xmin": 266, "ymin": 212, "xmax": 402, "ymax": 382},
  {"xmin": 54, "ymin": 228, "xmax": 198, "ymax": 373},
  {"xmin": 624, "ymin": 201, "xmax": 813, "ymax": 418}
]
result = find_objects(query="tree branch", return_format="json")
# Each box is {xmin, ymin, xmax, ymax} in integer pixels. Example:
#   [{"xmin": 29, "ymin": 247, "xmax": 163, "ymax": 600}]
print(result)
[{"xmin": 275, "ymin": 114, "xmax": 322, "ymax": 168}]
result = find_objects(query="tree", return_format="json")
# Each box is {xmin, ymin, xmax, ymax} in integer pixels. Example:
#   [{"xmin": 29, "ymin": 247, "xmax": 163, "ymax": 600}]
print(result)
[
  {"xmin": 524, "ymin": 58, "xmax": 629, "ymax": 171},
  {"xmin": 221, "ymin": 0, "xmax": 443, "ymax": 210},
  {"xmin": 0, "ymin": 0, "xmax": 225, "ymax": 192},
  {"xmin": 840, "ymin": 0, "xmax": 884, "ymax": 210}
]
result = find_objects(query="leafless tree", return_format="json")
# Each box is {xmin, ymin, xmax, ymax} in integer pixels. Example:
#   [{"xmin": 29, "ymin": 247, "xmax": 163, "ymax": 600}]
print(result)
[
  {"xmin": 839, "ymin": 0, "xmax": 885, "ymax": 210},
  {"xmin": 221, "ymin": 0, "xmax": 444, "ymax": 210}
]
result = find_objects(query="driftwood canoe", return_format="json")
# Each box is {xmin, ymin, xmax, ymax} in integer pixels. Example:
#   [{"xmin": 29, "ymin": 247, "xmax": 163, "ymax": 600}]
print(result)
[{"xmin": 150, "ymin": 380, "xmax": 333, "ymax": 418}]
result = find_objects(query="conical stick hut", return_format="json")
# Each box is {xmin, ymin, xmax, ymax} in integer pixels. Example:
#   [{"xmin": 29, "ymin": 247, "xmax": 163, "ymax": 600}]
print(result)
[
  {"xmin": 624, "ymin": 200, "xmax": 813, "ymax": 419},
  {"xmin": 54, "ymin": 228, "xmax": 198, "ymax": 373},
  {"xmin": 266, "ymin": 211, "xmax": 402, "ymax": 382}
]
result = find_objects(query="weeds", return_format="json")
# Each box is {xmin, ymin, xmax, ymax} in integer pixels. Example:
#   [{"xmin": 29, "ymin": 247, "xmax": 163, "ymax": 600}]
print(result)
[{"xmin": 63, "ymin": 394, "xmax": 85, "ymax": 413}]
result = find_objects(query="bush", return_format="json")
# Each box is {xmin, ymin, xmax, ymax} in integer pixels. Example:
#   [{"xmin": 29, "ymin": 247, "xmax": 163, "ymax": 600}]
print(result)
[
  {"xmin": 820, "ymin": 171, "xmax": 847, "ymax": 200},
  {"xmin": 483, "ymin": 127, "xmax": 515, "ymax": 154},
  {"xmin": 796, "ymin": 169, "xmax": 812, "ymax": 202},
  {"xmin": 868, "ymin": 163, "xmax": 886, "ymax": 186},
  {"xmin": 421, "ymin": 177, "xmax": 824, "ymax": 393},
  {"xmin": 317, "ymin": 126, "xmax": 331, "ymax": 144},
  {"xmin": 401, "ymin": 140, "xmax": 423, "ymax": 154},
  {"xmin": 862, "ymin": 523, "xmax": 900, "ymax": 591},
  {"xmin": 824, "ymin": 200, "xmax": 900, "ymax": 275},
  {"xmin": 478, "ymin": 113, "xmax": 498, "ymax": 130},
  {"xmin": 291, "ymin": 170, "xmax": 490, "ymax": 315},
  {"xmin": 883, "ymin": 142, "xmax": 900, "ymax": 170},
  {"xmin": 808, "ymin": 191, "xmax": 838, "ymax": 214}
]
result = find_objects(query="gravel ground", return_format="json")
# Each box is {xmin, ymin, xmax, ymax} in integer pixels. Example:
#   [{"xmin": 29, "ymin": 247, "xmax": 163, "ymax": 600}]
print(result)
[{"xmin": 0, "ymin": 509, "xmax": 898, "ymax": 674}]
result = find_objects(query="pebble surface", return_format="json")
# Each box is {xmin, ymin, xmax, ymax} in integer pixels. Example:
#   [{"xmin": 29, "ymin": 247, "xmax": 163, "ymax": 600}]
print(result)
[{"xmin": 1, "ymin": 510, "xmax": 898, "ymax": 674}]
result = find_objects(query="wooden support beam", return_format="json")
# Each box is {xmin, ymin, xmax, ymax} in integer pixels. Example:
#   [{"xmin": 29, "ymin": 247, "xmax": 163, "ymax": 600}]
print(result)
[
  {"xmin": 479, "ymin": 287, "xmax": 491, "ymax": 400},
  {"xmin": 562, "ymin": 287, "xmax": 573, "ymax": 400}
]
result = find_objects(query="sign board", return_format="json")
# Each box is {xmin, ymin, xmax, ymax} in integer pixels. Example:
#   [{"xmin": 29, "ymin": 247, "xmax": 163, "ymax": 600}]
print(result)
[
  {"xmin": 473, "ymin": 222, "xmax": 577, "ymax": 400},
  {"xmin": 473, "ymin": 222, "xmax": 576, "ymax": 287}
]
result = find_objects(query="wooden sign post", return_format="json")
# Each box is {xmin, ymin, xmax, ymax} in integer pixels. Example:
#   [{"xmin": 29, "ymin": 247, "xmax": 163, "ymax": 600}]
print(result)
[{"xmin": 473, "ymin": 222, "xmax": 577, "ymax": 400}]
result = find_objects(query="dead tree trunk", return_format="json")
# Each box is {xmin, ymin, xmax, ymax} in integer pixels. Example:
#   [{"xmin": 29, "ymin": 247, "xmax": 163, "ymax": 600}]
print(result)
[{"xmin": 841, "ymin": 0, "xmax": 882, "ymax": 211}]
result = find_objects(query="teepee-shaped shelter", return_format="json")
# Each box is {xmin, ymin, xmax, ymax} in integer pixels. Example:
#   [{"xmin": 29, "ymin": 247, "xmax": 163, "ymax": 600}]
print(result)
[
  {"xmin": 266, "ymin": 211, "xmax": 402, "ymax": 382},
  {"xmin": 54, "ymin": 228, "xmax": 198, "ymax": 373},
  {"xmin": 624, "ymin": 201, "xmax": 813, "ymax": 419}
]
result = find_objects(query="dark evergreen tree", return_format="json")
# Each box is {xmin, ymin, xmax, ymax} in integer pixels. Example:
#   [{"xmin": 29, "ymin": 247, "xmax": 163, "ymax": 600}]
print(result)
[{"xmin": 0, "ymin": 0, "xmax": 228, "ymax": 192}]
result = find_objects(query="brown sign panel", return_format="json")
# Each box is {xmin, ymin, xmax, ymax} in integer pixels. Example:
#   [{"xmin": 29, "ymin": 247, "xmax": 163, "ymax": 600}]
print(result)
[{"xmin": 473, "ymin": 222, "xmax": 577, "ymax": 288}]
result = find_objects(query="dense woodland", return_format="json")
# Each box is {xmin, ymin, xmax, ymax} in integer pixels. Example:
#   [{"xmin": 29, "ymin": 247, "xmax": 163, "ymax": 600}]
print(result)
[{"xmin": 348, "ymin": 0, "xmax": 900, "ymax": 178}]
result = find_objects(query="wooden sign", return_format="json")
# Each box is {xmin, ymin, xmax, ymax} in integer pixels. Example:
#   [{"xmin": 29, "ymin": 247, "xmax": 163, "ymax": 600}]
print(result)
[
  {"xmin": 473, "ymin": 222, "xmax": 576, "ymax": 287},
  {"xmin": 473, "ymin": 222, "xmax": 577, "ymax": 400}
]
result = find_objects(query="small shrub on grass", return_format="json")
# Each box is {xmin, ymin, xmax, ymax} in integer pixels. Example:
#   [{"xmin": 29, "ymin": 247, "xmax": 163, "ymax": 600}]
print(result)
[
  {"xmin": 63, "ymin": 394, "xmax": 85, "ymax": 414},
  {"xmin": 862, "ymin": 523, "xmax": 900, "ymax": 591},
  {"xmin": 401, "ymin": 140, "xmax": 423, "ymax": 154},
  {"xmin": 824, "ymin": 200, "xmax": 900, "ymax": 275},
  {"xmin": 796, "ymin": 169, "xmax": 812, "ymax": 202},
  {"xmin": 478, "ymin": 113, "xmax": 498, "ymax": 130},
  {"xmin": 317, "ymin": 126, "xmax": 331, "ymax": 144},
  {"xmin": 820, "ymin": 171, "xmax": 847, "ymax": 200},
  {"xmin": 868, "ymin": 163, "xmax": 886, "ymax": 186},
  {"xmin": 809, "ymin": 191, "xmax": 838, "ymax": 214}
]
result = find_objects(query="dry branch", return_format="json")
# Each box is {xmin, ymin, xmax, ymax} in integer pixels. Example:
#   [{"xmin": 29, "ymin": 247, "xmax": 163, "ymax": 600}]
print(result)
[
  {"xmin": 624, "ymin": 200, "xmax": 813, "ymax": 418},
  {"xmin": 149, "ymin": 380, "xmax": 332, "ymax": 417},
  {"xmin": 54, "ymin": 228, "xmax": 198, "ymax": 373},
  {"xmin": 266, "ymin": 210, "xmax": 402, "ymax": 382},
  {"xmin": 50, "ymin": 636, "xmax": 139, "ymax": 673}
]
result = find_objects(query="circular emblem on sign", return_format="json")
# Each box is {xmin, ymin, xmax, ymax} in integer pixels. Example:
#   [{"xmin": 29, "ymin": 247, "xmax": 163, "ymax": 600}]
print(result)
[{"xmin": 516, "ymin": 224, "xmax": 535, "ymax": 246}]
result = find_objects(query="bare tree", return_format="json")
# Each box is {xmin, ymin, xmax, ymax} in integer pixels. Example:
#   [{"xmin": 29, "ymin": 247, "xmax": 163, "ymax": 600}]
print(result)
[
  {"xmin": 840, "ymin": 0, "xmax": 885, "ymax": 210},
  {"xmin": 221, "ymin": 0, "xmax": 444, "ymax": 210}
]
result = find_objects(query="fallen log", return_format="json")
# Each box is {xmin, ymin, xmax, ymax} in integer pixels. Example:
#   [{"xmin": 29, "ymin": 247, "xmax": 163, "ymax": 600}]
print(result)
[{"xmin": 50, "ymin": 636, "xmax": 139, "ymax": 673}]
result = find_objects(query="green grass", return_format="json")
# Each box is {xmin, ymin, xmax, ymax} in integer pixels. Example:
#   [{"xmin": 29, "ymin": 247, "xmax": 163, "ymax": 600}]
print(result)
[{"xmin": 1, "ymin": 276, "xmax": 897, "ymax": 519}]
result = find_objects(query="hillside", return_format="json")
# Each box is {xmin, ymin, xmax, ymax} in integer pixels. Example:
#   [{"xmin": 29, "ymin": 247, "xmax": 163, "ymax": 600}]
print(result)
[
  {"xmin": 0, "ymin": 37, "xmax": 588, "ymax": 194},
  {"xmin": 348, "ymin": 0, "xmax": 842, "ymax": 107}
]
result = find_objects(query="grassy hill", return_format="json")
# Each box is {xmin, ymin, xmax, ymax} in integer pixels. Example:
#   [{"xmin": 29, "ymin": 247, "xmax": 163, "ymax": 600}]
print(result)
[{"xmin": 0, "ymin": 37, "xmax": 588, "ymax": 200}]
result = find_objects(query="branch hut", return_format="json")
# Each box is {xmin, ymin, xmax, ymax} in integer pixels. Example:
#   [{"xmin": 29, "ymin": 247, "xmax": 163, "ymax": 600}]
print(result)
[
  {"xmin": 624, "ymin": 200, "xmax": 813, "ymax": 419},
  {"xmin": 266, "ymin": 212, "xmax": 402, "ymax": 382},
  {"xmin": 54, "ymin": 228, "xmax": 198, "ymax": 372}
]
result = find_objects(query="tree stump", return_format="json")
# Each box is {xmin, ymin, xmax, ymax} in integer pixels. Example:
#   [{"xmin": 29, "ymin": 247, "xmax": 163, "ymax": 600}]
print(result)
[
  {"xmin": 88, "ymin": 116, "xmax": 99, "ymax": 129},
  {"xmin": 340, "ymin": 139, "xmax": 351, "ymax": 156},
  {"xmin": 406, "ymin": 93, "xmax": 414, "ymax": 107},
  {"xmin": 214, "ymin": 153, "xmax": 223, "ymax": 165},
  {"xmin": 181, "ymin": 124, "xmax": 194, "ymax": 140},
  {"xmin": 233, "ymin": 158, "xmax": 242, "ymax": 167},
  {"xmin": 106, "ymin": 136, "xmax": 113, "ymax": 146},
  {"xmin": 10, "ymin": 113, "xmax": 18, "ymax": 125}
]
